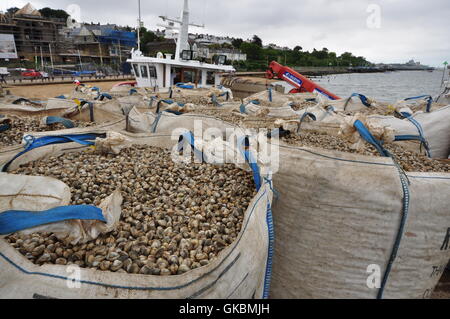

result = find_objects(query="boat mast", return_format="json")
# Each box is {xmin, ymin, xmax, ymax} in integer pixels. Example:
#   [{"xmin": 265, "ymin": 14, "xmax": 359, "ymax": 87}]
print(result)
[
  {"xmin": 137, "ymin": 0, "xmax": 142, "ymax": 52},
  {"xmin": 175, "ymin": 0, "xmax": 190, "ymax": 60}
]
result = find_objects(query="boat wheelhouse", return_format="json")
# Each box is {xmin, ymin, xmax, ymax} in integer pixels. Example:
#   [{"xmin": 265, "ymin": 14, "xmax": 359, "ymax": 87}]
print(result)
[{"xmin": 127, "ymin": 0, "xmax": 235, "ymax": 92}]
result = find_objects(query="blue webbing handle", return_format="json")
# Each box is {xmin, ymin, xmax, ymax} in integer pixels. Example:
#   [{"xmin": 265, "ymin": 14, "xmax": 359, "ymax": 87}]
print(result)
[
  {"xmin": 152, "ymin": 99, "xmax": 179, "ymax": 132},
  {"xmin": 2, "ymin": 133, "xmax": 105, "ymax": 172},
  {"xmin": 297, "ymin": 112, "xmax": 317, "ymax": 134},
  {"xmin": 219, "ymin": 91, "xmax": 230, "ymax": 101},
  {"xmin": 175, "ymin": 83, "xmax": 194, "ymax": 89},
  {"xmin": 177, "ymin": 131, "xmax": 206, "ymax": 162},
  {"xmin": 404, "ymin": 95, "xmax": 433, "ymax": 113},
  {"xmin": 353, "ymin": 120, "xmax": 390, "ymax": 157},
  {"xmin": 0, "ymin": 205, "xmax": 106, "ymax": 235},
  {"xmin": 239, "ymin": 100, "xmax": 261, "ymax": 114},
  {"xmin": 400, "ymin": 112, "xmax": 425, "ymax": 137},
  {"xmin": 211, "ymin": 94, "xmax": 223, "ymax": 107},
  {"xmin": 268, "ymin": 88, "xmax": 273, "ymax": 102},
  {"xmin": 353, "ymin": 122, "xmax": 412, "ymax": 298},
  {"xmin": 395, "ymin": 135, "xmax": 431, "ymax": 158},
  {"xmin": 344, "ymin": 93, "xmax": 371, "ymax": 110},
  {"xmin": 97, "ymin": 93, "xmax": 112, "ymax": 101},
  {"xmin": 0, "ymin": 123, "xmax": 10, "ymax": 133},
  {"xmin": 129, "ymin": 88, "xmax": 138, "ymax": 95},
  {"xmin": 399, "ymin": 111, "xmax": 432, "ymax": 158},
  {"xmin": 149, "ymin": 96, "xmax": 157, "ymax": 107},
  {"xmin": 45, "ymin": 116, "xmax": 75, "ymax": 129},
  {"xmin": 79, "ymin": 101, "xmax": 95, "ymax": 122},
  {"xmin": 237, "ymin": 136, "xmax": 262, "ymax": 191}
]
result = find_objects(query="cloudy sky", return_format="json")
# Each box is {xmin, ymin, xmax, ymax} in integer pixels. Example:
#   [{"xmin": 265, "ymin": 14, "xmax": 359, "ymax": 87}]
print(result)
[{"xmin": 2, "ymin": 0, "xmax": 449, "ymax": 66}]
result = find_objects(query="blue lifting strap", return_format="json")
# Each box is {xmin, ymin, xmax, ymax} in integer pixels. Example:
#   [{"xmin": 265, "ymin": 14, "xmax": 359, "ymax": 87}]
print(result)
[
  {"xmin": 97, "ymin": 93, "xmax": 112, "ymax": 101},
  {"xmin": 45, "ymin": 116, "xmax": 75, "ymax": 129},
  {"xmin": 353, "ymin": 120, "xmax": 390, "ymax": 157},
  {"xmin": 399, "ymin": 111, "xmax": 432, "ymax": 157},
  {"xmin": 0, "ymin": 123, "xmax": 10, "ymax": 133},
  {"xmin": 211, "ymin": 94, "xmax": 223, "ymax": 107},
  {"xmin": 344, "ymin": 93, "xmax": 371, "ymax": 110},
  {"xmin": 404, "ymin": 95, "xmax": 433, "ymax": 112},
  {"xmin": 177, "ymin": 131, "xmax": 206, "ymax": 163},
  {"xmin": 237, "ymin": 136, "xmax": 262, "ymax": 191},
  {"xmin": 297, "ymin": 112, "xmax": 317, "ymax": 133},
  {"xmin": 0, "ymin": 205, "xmax": 106, "ymax": 235},
  {"xmin": 175, "ymin": 83, "xmax": 194, "ymax": 89},
  {"xmin": 2, "ymin": 133, "xmax": 105, "ymax": 172}
]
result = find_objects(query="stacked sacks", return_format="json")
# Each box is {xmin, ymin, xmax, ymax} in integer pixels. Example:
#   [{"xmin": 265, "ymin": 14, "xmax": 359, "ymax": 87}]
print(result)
[
  {"xmin": 0, "ymin": 130, "xmax": 273, "ymax": 299},
  {"xmin": 0, "ymin": 115, "xmax": 96, "ymax": 149},
  {"xmin": 170, "ymin": 85, "xmax": 233, "ymax": 106},
  {"xmin": 268, "ymin": 115, "xmax": 450, "ymax": 299},
  {"xmin": 125, "ymin": 106, "xmax": 240, "ymax": 135},
  {"xmin": 301, "ymin": 93, "xmax": 450, "ymax": 159},
  {"xmin": 0, "ymin": 97, "xmax": 74, "ymax": 118},
  {"xmin": 237, "ymin": 89, "xmax": 318, "ymax": 121},
  {"xmin": 368, "ymin": 105, "xmax": 450, "ymax": 159}
]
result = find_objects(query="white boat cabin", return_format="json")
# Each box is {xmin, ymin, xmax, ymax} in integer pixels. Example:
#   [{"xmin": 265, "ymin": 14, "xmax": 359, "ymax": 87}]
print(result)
[{"xmin": 127, "ymin": 0, "xmax": 235, "ymax": 91}]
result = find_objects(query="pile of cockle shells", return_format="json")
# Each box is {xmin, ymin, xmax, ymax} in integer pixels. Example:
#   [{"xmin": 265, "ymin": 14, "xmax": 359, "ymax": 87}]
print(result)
[
  {"xmin": 7, "ymin": 145, "xmax": 256, "ymax": 275},
  {"xmin": 187, "ymin": 108, "xmax": 299, "ymax": 130},
  {"xmin": 0, "ymin": 118, "xmax": 95, "ymax": 148},
  {"xmin": 281, "ymin": 131, "xmax": 450, "ymax": 173}
]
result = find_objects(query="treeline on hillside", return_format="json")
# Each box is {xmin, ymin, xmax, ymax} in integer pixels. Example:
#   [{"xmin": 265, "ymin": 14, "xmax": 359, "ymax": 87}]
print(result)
[
  {"xmin": 6, "ymin": 7, "xmax": 69, "ymax": 20},
  {"xmin": 232, "ymin": 35, "xmax": 372, "ymax": 71}
]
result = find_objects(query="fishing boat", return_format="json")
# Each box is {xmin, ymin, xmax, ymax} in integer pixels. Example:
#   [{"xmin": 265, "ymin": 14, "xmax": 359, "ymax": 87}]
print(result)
[{"xmin": 127, "ymin": 0, "xmax": 235, "ymax": 91}]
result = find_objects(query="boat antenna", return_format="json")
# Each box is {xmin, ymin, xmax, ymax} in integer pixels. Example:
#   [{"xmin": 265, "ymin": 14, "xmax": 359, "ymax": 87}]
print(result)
[{"xmin": 137, "ymin": 0, "xmax": 142, "ymax": 52}]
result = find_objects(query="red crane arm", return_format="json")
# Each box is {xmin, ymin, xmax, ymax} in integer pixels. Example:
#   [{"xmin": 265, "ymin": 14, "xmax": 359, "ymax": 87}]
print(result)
[{"xmin": 266, "ymin": 61, "xmax": 340, "ymax": 100}]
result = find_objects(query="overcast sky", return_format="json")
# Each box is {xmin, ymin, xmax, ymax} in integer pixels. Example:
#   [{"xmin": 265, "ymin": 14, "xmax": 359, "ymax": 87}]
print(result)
[{"xmin": 2, "ymin": 0, "xmax": 449, "ymax": 66}]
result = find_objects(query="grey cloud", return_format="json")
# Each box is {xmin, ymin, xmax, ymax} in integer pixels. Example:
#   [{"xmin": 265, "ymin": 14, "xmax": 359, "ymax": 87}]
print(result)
[{"xmin": 2, "ymin": 0, "xmax": 449, "ymax": 66}]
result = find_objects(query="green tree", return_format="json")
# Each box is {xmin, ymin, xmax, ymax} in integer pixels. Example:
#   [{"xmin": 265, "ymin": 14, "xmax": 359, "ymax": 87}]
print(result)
[
  {"xmin": 140, "ymin": 28, "xmax": 164, "ymax": 54},
  {"xmin": 231, "ymin": 38, "xmax": 243, "ymax": 49},
  {"xmin": 39, "ymin": 7, "xmax": 69, "ymax": 19},
  {"xmin": 240, "ymin": 42, "xmax": 263, "ymax": 60},
  {"xmin": 293, "ymin": 46, "xmax": 303, "ymax": 52},
  {"xmin": 251, "ymin": 35, "xmax": 263, "ymax": 48},
  {"xmin": 6, "ymin": 7, "xmax": 19, "ymax": 15}
]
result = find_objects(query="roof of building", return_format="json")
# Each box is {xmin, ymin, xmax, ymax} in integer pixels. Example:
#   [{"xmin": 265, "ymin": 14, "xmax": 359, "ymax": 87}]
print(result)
[{"xmin": 15, "ymin": 3, "xmax": 42, "ymax": 17}]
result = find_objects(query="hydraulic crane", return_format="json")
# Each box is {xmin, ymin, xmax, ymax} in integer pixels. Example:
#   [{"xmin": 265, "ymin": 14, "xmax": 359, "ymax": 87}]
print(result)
[{"xmin": 266, "ymin": 61, "xmax": 341, "ymax": 100}]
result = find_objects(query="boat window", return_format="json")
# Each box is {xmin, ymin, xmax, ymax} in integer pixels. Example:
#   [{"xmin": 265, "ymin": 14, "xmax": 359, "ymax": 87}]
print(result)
[
  {"xmin": 140, "ymin": 65, "xmax": 149, "ymax": 78},
  {"xmin": 149, "ymin": 66, "xmax": 157, "ymax": 78},
  {"xmin": 183, "ymin": 70, "xmax": 195, "ymax": 83},
  {"xmin": 206, "ymin": 71, "xmax": 215, "ymax": 85},
  {"xmin": 132, "ymin": 64, "xmax": 140, "ymax": 77}
]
